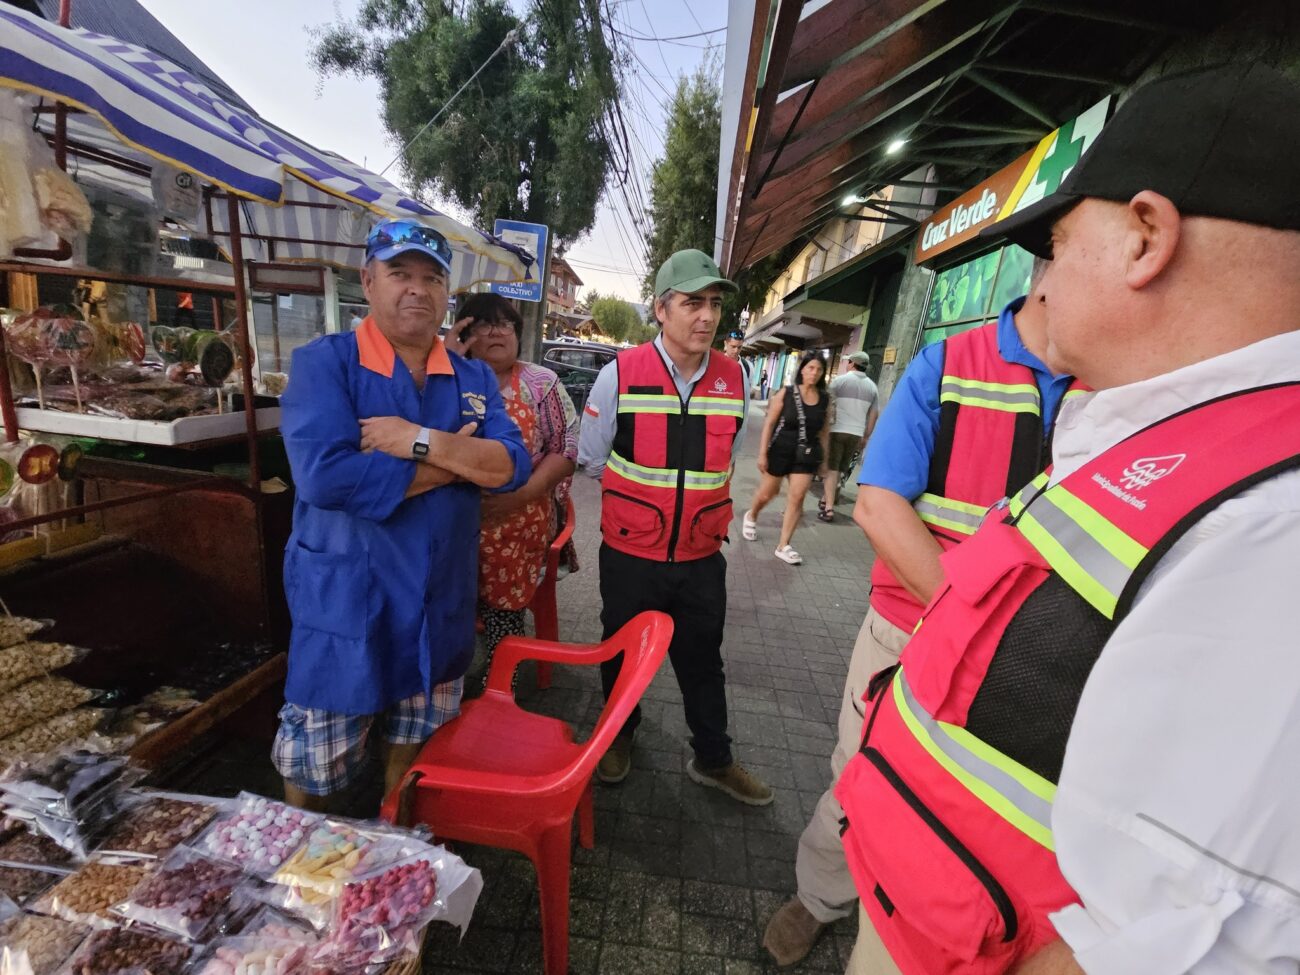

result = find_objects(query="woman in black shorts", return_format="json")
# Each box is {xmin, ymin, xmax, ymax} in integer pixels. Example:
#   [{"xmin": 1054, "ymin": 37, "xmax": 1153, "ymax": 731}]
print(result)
[{"xmin": 742, "ymin": 351, "xmax": 833, "ymax": 564}]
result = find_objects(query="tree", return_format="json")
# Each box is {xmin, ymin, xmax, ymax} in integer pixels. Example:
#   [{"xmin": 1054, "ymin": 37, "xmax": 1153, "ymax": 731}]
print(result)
[
  {"xmin": 589, "ymin": 293, "xmax": 640, "ymax": 343},
  {"xmin": 310, "ymin": 0, "xmax": 620, "ymax": 243},
  {"xmin": 642, "ymin": 68, "xmax": 721, "ymax": 302},
  {"xmin": 641, "ymin": 66, "xmax": 795, "ymax": 331}
]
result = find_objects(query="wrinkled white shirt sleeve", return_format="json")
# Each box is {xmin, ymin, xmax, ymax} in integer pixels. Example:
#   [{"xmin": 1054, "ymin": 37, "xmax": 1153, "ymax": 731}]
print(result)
[{"xmin": 1050, "ymin": 490, "xmax": 1300, "ymax": 974}]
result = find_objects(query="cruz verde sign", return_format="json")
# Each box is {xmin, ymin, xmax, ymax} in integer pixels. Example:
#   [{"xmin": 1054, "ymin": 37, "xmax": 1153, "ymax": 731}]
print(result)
[{"xmin": 915, "ymin": 96, "xmax": 1111, "ymax": 263}]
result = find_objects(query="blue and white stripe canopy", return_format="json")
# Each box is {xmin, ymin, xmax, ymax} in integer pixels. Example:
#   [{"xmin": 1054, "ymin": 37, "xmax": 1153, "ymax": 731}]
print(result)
[{"xmin": 0, "ymin": 4, "xmax": 535, "ymax": 289}]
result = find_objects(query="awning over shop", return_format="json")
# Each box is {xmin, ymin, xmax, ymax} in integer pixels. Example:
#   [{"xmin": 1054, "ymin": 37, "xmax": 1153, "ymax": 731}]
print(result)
[
  {"xmin": 717, "ymin": 0, "xmax": 1227, "ymax": 275},
  {"xmin": 783, "ymin": 235, "xmax": 910, "ymax": 322},
  {"xmin": 0, "ymin": 5, "xmax": 533, "ymax": 289}
]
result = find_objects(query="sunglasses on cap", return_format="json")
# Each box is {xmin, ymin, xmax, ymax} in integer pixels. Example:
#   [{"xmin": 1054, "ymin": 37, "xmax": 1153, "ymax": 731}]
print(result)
[
  {"xmin": 726, "ymin": 330, "xmax": 744, "ymax": 341},
  {"xmin": 365, "ymin": 219, "xmax": 454, "ymax": 271}
]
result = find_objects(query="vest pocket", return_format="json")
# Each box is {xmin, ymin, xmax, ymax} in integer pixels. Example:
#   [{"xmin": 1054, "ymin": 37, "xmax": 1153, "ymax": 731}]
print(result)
[
  {"xmin": 839, "ymin": 746, "xmax": 1018, "ymax": 972},
  {"xmin": 601, "ymin": 490, "xmax": 666, "ymax": 544},
  {"xmin": 689, "ymin": 497, "xmax": 733, "ymax": 545}
]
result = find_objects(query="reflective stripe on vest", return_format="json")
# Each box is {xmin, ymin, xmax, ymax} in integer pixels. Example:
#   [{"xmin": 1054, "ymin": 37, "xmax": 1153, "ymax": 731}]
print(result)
[
  {"xmin": 913, "ymin": 492, "xmax": 988, "ymax": 536},
  {"xmin": 606, "ymin": 452, "xmax": 731, "ymax": 491},
  {"xmin": 617, "ymin": 394, "xmax": 681, "ymax": 414},
  {"xmin": 1012, "ymin": 479, "xmax": 1148, "ymax": 619},
  {"xmin": 892, "ymin": 667, "xmax": 1057, "ymax": 850},
  {"xmin": 689, "ymin": 395, "xmax": 746, "ymax": 418},
  {"xmin": 939, "ymin": 376, "xmax": 1041, "ymax": 413}
]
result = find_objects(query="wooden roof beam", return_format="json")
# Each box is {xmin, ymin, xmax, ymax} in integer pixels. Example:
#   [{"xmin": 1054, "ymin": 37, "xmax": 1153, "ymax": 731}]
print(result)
[{"xmin": 783, "ymin": 0, "xmax": 948, "ymax": 87}]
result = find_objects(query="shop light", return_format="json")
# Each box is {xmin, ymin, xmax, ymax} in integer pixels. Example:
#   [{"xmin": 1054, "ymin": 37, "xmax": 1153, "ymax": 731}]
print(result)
[
  {"xmin": 886, "ymin": 137, "xmax": 908, "ymax": 155},
  {"xmin": 842, "ymin": 194, "xmax": 859, "ymax": 208}
]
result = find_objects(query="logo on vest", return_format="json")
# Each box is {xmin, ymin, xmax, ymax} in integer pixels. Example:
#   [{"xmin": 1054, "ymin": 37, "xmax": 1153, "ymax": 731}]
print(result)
[
  {"xmin": 712, "ymin": 377, "xmax": 730, "ymax": 393},
  {"xmin": 1120, "ymin": 453, "xmax": 1185, "ymax": 491}
]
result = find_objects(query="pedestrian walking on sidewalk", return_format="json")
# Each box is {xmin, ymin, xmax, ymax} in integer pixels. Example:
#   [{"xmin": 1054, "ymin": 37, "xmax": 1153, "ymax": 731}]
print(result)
[
  {"xmin": 577, "ymin": 248, "xmax": 774, "ymax": 806},
  {"xmin": 742, "ymin": 351, "xmax": 832, "ymax": 565},
  {"xmin": 762, "ymin": 265, "xmax": 1076, "ymax": 965},
  {"xmin": 819, "ymin": 351, "xmax": 878, "ymax": 522}
]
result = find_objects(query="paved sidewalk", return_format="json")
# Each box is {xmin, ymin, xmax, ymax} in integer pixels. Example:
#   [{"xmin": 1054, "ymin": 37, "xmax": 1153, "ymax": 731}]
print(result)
[{"xmin": 419, "ymin": 402, "xmax": 880, "ymax": 974}]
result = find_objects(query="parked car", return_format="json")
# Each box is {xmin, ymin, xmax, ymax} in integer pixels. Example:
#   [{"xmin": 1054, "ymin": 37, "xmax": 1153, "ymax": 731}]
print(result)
[{"xmin": 539, "ymin": 339, "xmax": 618, "ymax": 413}]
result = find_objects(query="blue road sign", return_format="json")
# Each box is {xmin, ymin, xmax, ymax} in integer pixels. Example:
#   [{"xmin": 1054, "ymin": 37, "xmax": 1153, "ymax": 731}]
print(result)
[{"xmin": 489, "ymin": 219, "xmax": 549, "ymax": 303}]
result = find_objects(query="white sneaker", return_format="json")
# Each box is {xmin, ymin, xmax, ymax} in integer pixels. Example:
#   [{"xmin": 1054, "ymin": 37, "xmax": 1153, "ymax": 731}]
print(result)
[
  {"xmin": 742, "ymin": 510, "xmax": 758, "ymax": 540},
  {"xmin": 775, "ymin": 544, "xmax": 803, "ymax": 565}
]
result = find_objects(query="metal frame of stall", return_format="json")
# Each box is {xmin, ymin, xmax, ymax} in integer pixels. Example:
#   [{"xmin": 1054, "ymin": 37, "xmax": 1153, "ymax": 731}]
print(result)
[{"xmin": 0, "ymin": 0, "xmax": 389, "ymax": 767}]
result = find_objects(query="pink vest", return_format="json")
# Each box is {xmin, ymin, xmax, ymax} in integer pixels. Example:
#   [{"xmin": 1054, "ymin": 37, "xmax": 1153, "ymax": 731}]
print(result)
[{"xmin": 840, "ymin": 383, "xmax": 1300, "ymax": 973}]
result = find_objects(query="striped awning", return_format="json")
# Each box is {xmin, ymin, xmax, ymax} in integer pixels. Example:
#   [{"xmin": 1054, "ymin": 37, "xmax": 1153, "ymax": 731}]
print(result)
[{"xmin": 0, "ymin": 4, "xmax": 534, "ymax": 288}]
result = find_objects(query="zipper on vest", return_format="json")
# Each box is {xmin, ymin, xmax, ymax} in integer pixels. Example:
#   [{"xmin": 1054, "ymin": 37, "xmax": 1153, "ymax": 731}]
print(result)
[
  {"xmin": 862, "ymin": 746, "xmax": 1019, "ymax": 943},
  {"xmin": 665, "ymin": 411, "xmax": 687, "ymax": 562}
]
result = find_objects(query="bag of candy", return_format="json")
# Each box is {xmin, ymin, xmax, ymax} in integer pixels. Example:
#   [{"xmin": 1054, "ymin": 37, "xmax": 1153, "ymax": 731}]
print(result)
[
  {"xmin": 190, "ymin": 934, "xmax": 315, "ymax": 975},
  {"xmin": 311, "ymin": 845, "xmax": 481, "ymax": 968},
  {"xmin": 188, "ymin": 793, "xmax": 319, "ymax": 878},
  {"xmin": 266, "ymin": 818, "xmax": 432, "ymax": 928},
  {"xmin": 110, "ymin": 845, "xmax": 246, "ymax": 942}
]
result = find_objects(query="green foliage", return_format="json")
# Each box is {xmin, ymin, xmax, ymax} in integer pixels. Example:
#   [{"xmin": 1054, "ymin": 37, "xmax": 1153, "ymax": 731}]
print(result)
[
  {"xmin": 589, "ymin": 292, "xmax": 641, "ymax": 343},
  {"xmin": 642, "ymin": 68, "xmax": 721, "ymax": 302},
  {"xmin": 310, "ymin": 0, "xmax": 620, "ymax": 242}
]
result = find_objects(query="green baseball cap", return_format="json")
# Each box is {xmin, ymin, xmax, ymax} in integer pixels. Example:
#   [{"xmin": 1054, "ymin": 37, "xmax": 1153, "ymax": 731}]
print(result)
[{"xmin": 654, "ymin": 249, "xmax": 738, "ymax": 298}]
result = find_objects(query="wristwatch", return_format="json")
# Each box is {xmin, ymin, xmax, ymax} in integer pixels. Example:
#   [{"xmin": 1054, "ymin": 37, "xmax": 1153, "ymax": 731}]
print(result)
[{"xmin": 411, "ymin": 427, "xmax": 431, "ymax": 458}]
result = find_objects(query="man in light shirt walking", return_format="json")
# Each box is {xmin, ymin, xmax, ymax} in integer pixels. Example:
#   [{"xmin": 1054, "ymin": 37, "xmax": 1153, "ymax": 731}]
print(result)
[{"xmin": 819, "ymin": 351, "xmax": 878, "ymax": 522}]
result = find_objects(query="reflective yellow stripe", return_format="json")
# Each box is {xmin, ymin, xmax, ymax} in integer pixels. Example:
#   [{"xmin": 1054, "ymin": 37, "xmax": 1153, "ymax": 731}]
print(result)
[
  {"xmin": 617, "ymin": 394, "xmax": 680, "ymax": 415},
  {"xmin": 940, "ymin": 375, "xmax": 1041, "ymax": 414},
  {"xmin": 1063, "ymin": 387, "xmax": 1089, "ymax": 401},
  {"xmin": 1014, "ymin": 485, "xmax": 1147, "ymax": 619},
  {"xmin": 607, "ymin": 453, "xmax": 729, "ymax": 491},
  {"xmin": 1008, "ymin": 472, "xmax": 1050, "ymax": 518},
  {"xmin": 892, "ymin": 675, "xmax": 1056, "ymax": 850},
  {"xmin": 942, "ymin": 377, "xmax": 1038, "ymax": 396},
  {"xmin": 914, "ymin": 492, "xmax": 988, "ymax": 536}
]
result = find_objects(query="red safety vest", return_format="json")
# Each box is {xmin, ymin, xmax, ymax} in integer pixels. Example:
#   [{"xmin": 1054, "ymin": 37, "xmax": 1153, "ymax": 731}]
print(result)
[
  {"xmin": 837, "ymin": 383, "xmax": 1300, "ymax": 974},
  {"xmin": 600, "ymin": 343, "xmax": 745, "ymax": 562},
  {"xmin": 869, "ymin": 322, "xmax": 1086, "ymax": 632}
]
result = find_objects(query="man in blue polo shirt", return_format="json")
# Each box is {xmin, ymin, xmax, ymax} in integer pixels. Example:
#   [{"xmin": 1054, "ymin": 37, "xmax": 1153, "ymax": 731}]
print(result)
[
  {"xmin": 273, "ymin": 219, "xmax": 531, "ymax": 811},
  {"xmin": 763, "ymin": 261, "xmax": 1076, "ymax": 966}
]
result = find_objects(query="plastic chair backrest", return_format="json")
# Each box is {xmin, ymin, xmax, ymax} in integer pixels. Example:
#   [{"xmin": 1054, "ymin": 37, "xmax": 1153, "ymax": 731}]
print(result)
[{"xmin": 570, "ymin": 610, "xmax": 672, "ymax": 782}]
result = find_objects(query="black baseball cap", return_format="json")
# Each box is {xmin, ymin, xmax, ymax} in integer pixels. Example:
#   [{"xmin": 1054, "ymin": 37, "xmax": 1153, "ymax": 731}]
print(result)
[{"xmin": 984, "ymin": 63, "xmax": 1300, "ymax": 258}]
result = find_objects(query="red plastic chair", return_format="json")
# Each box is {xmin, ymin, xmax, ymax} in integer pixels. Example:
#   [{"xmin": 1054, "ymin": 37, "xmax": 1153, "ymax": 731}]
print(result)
[
  {"xmin": 528, "ymin": 495, "xmax": 576, "ymax": 690},
  {"xmin": 380, "ymin": 610, "xmax": 673, "ymax": 975}
]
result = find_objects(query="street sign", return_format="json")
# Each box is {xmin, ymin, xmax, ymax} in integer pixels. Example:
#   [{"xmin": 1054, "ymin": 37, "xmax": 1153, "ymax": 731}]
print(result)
[{"xmin": 489, "ymin": 219, "xmax": 549, "ymax": 303}]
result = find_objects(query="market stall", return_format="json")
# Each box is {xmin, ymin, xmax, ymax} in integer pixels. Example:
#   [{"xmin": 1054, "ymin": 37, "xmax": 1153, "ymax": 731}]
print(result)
[
  {"xmin": 0, "ymin": 3, "xmax": 536, "ymax": 776},
  {"xmin": 0, "ymin": 744, "xmax": 482, "ymax": 973}
]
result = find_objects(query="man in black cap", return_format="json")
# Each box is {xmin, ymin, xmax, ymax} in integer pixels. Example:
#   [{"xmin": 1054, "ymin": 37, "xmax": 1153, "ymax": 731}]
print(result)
[{"xmin": 835, "ymin": 62, "xmax": 1300, "ymax": 974}]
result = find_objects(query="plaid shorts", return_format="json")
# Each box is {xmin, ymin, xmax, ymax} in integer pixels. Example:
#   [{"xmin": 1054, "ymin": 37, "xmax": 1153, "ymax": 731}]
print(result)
[{"xmin": 271, "ymin": 679, "xmax": 463, "ymax": 796}]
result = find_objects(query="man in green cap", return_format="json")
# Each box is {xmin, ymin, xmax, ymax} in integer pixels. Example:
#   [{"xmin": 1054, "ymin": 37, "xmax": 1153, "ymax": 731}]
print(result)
[{"xmin": 577, "ymin": 249, "xmax": 774, "ymax": 805}]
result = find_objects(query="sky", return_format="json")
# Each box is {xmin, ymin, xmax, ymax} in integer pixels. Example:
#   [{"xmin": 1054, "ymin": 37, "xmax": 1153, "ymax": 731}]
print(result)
[{"xmin": 136, "ymin": 0, "xmax": 725, "ymax": 304}]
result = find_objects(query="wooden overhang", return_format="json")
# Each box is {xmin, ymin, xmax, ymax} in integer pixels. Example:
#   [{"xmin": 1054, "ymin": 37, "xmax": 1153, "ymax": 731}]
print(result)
[{"xmin": 719, "ymin": 0, "xmax": 1230, "ymax": 276}]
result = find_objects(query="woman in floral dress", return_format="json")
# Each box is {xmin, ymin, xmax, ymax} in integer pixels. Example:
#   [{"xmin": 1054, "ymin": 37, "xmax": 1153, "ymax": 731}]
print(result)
[{"xmin": 452, "ymin": 294, "xmax": 578, "ymax": 687}]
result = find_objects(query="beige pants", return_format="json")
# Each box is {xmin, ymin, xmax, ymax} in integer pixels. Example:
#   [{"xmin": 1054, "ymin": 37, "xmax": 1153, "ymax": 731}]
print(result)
[
  {"xmin": 795, "ymin": 606, "xmax": 911, "ymax": 922},
  {"xmin": 847, "ymin": 903, "xmax": 904, "ymax": 975}
]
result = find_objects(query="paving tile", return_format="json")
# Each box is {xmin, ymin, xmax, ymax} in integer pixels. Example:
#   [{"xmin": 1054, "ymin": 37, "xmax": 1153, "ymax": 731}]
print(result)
[{"xmin": 597, "ymin": 943, "xmax": 681, "ymax": 975}]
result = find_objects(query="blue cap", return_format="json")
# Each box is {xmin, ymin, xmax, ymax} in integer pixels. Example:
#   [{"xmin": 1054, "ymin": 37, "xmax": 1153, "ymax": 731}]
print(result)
[{"xmin": 365, "ymin": 218, "xmax": 454, "ymax": 274}]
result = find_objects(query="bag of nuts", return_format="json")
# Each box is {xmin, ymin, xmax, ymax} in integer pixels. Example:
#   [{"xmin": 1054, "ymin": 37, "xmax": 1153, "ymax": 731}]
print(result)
[
  {"xmin": 0, "ymin": 910, "xmax": 88, "ymax": 975},
  {"xmin": 27, "ymin": 860, "xmax": 150, "ymax": 928},
  {"xmin": 95, "ymin": 792, "xmax": 222, "ymax": 862},
  {"xmin": 59, "ymin": 926, "xmax": 191, "ymax": 975}
]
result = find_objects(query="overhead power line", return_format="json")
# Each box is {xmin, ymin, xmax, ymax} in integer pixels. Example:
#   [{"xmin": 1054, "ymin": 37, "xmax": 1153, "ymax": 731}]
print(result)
[
  {"xmin": 378, "ymin": 26, "xmax": 521, "ymax": 176},
  {"xmin": 613, "ymin": 26, "xmax": 724, "ymax": 41}
]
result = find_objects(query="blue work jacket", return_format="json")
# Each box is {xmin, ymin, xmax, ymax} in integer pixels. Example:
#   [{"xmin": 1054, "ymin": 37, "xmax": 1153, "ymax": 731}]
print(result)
[{"xmin": 279, "ymin": 318, "xmax": 531, "ymax": 714}]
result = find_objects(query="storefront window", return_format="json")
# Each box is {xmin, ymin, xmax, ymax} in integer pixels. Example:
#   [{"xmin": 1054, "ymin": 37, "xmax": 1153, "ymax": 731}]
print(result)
[{"xmin": 920, "ymin": 245, "xmax": 1036, "ymax": 347}]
